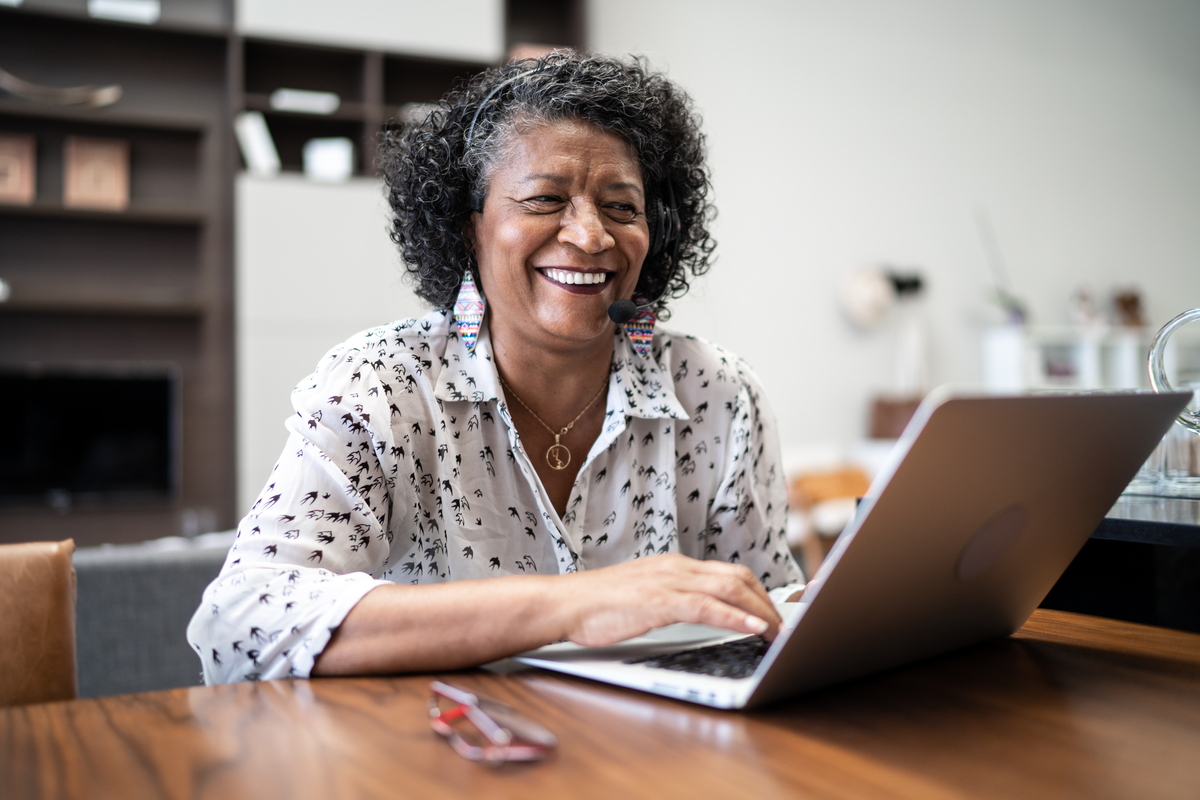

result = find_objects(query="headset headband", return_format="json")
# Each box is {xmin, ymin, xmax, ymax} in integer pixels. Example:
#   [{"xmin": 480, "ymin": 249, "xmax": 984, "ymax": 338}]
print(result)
[{"xmin": 465, "ymin": 68, "xmax": 539, "ymax": 151}]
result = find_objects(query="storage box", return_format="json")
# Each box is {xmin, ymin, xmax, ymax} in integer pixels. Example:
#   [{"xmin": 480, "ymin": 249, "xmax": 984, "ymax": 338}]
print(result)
[
  {"xmin": 64, "ymin": 136, "xmax": 130, "ymax": 210},
  {"xmin": 0, "ymin": 133, "xmax": 36, "ymax": 206}
]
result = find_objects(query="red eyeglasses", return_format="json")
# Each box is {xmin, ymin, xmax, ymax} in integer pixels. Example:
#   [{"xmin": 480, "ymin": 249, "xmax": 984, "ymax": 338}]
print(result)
[{"xmin": 428, "ymin": 681, "xmax": 558, "ymax": 763}]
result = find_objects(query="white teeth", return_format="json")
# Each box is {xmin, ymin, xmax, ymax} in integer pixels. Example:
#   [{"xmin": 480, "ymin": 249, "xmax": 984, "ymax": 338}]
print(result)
[{"xmin": 546, "ymin": 269, "xmax": 607, "ymax": 286}]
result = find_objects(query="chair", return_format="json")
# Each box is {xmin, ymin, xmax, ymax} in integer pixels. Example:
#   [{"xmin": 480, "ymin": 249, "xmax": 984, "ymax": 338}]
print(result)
[
  {"xmin": 0, "ymin": 539, "xmax": 77, "ymax": 706},
  {"xmin": 787, "ymin": 467, "xmax": 871, "ymax": 574},
  {"xmin": 73, "ymin": 533, "xmax": 231, "ymax": 697}
]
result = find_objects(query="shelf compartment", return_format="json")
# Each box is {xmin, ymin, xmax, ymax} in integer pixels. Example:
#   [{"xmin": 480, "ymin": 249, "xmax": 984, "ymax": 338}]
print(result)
[
  {"xmin": 1, "ymin": 215, "xmax": 201, "ymax": 271},
  {"xmin": 0, "ymin": 12, "xmax": 227, "ymax": 129},
  {"xmin": 250, "ymin": 113, "xmax": 366, "ymax": 175},
  {"xmin": 506, "ymin": 0, "xmax": 585, "ymax": 50},
  {"xmin": 0, "ymin": 115, "xmax": 206, "ymax": 208},
  {"xmin": 382, "ymin": 54, "xmax": 486, "ymax": 107},
  {"xmin": 0, "ymin": 215, "xmax": 203, "ymax": 318},
  {"xmin": 244, "ymin": 39, "xmax": 367, "ymax": 104},
  {"xmin": 0, "ymin": 312, "xmax": 203, "ymax": 366},
  {"xmin": 0, "ymin": 369, "xmax": 177, "ymax": 504}
]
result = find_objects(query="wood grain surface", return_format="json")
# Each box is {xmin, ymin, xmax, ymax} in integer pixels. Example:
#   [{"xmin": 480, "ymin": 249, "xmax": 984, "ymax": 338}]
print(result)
[{"xmin": 3, "ymin": 609, "xmax": 1199, "ymax": 800}]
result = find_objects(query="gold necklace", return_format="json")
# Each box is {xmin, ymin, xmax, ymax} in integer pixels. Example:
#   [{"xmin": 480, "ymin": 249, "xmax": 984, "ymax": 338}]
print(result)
[{"xmin": 499, "ymin": 374, "xmax": 607, "ymax": 471}]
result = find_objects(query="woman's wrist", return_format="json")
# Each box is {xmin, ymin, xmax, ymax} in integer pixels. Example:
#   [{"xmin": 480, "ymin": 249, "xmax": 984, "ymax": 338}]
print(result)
[{"xmin": 535, "ymin": 572, "xmax": 587, "ymax": 645}]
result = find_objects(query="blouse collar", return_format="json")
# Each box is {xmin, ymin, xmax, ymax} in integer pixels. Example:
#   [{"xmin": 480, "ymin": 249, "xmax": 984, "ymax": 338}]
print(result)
[{"xmin": 434, "ymin": 314, "xmax": 688, "ymax": 423}]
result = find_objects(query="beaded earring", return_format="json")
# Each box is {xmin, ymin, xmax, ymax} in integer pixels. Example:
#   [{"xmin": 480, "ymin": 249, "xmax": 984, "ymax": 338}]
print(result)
[
  {"xmin": 453, "ymin": 270, "xmax": 485, "ymax": 352},
  {"xmin": 623, "ymin": 298, "xmax": 656, "ymax": 359}
]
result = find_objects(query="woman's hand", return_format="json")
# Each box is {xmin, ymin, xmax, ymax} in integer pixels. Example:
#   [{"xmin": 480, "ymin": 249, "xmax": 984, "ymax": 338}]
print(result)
[
  {"xmin": 553, "ymin": 553, "xmax": 783, "ymax": 647},
  {"xmin": 314, "ymin": 553, "xmax": 781, "ymax": 676}
]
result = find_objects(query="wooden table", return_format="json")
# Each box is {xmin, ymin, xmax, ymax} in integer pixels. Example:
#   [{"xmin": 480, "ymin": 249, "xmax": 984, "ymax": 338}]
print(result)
[{"xmin": 4, "ymin": 610, "xmax": 1200, "ymax": 800}]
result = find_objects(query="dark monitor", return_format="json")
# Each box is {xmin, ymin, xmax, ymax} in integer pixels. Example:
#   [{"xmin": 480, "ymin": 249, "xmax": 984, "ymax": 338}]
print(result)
[{"xmin": 0, "ymin": 369, "xmax": 176, "ymax": 507}]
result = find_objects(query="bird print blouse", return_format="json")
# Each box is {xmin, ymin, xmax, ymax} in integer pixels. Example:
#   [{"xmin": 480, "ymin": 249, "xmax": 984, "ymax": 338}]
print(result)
[{"xmin": 187, "ymin": 309, "xmax": 805, "ymax": 684}]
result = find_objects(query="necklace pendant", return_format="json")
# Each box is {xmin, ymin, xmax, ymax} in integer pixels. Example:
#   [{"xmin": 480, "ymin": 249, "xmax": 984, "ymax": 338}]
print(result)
[
  {"xmin": 498, "ymin": 373, "xmax": 603, "ymax": 474},
  {"xmin": 546, "ymin": 443, "xmax": 571, "ymax": 470}
]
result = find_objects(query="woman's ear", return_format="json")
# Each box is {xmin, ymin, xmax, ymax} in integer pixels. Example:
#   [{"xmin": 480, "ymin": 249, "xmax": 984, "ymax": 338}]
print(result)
[{"xmin": 464, "ymin": 210, "xmax": 480, "ymax": 254}]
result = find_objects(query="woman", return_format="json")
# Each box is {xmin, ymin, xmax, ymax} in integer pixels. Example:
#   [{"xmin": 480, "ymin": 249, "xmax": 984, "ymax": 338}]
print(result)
[{"xmin": 188, "ymin": 53, "xmax": 805, "ymax": 683}]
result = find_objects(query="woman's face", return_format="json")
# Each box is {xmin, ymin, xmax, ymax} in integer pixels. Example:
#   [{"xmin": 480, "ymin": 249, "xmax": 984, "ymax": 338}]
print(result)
[{"xmin": 469, "ymin": 118, "xmax": 650, "ymax": 353}]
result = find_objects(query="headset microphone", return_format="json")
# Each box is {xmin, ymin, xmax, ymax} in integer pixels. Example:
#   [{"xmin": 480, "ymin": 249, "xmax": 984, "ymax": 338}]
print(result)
[{"xmin": 607, "ymin": 299, "xmax": 639, "ymax": 324}]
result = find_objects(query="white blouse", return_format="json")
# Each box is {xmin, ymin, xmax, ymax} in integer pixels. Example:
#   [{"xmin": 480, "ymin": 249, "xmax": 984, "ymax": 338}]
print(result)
[{"xmin": 187, "ymin": 309, "xmax": 805, "ymax": 684}]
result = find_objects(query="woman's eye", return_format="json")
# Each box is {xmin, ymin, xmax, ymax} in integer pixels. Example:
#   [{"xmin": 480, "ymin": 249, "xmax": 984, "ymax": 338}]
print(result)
[
  {"xmin": 605, "ymin": 204, "xmax": 637, "ymax": 221},
  {"xmin": 519, "ymin": 196, "xmax": 566, "ymax": 213}
]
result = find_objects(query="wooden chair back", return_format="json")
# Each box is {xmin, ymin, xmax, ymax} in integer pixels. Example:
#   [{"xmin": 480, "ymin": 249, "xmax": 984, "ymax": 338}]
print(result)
[{"xmin": 0, "ymin": 540, "xmax": 77, "ymax": 706}]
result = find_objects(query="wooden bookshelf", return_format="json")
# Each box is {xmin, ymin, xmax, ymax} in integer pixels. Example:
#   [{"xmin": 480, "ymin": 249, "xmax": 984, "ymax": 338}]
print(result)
[
  {"xmin": 0, "ymin": 7, "xmax": 234, "ymax": 546},
  {"xmin": 0, "ymin": 0, "xmax": 583, "ymax": 547}
]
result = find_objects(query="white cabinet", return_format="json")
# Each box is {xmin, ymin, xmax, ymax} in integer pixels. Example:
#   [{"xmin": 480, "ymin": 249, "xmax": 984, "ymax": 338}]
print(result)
[
  {"xmin": 235, "ymin": 174, "xmax": 429, "ymax": 513},
  {"xmin": 236, "ymin": 0, "xmax": 505, "ymax": 63}
]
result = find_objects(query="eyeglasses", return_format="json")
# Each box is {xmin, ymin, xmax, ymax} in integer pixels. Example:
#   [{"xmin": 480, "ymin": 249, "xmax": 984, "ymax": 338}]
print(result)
[{"xmin": 428, "ymin": 681, "xmax": 558, "ymax": 763}]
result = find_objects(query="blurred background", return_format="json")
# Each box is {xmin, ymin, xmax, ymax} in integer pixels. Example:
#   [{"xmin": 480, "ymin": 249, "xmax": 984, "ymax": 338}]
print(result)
[{"xmin": 2, "ymin": 0, "xmax": 1199, "ymax": 550}]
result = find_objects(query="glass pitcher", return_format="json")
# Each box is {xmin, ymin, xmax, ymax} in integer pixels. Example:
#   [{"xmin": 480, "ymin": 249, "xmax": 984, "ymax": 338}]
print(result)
[{"xmin": 1145, "ymin": 308, "xmax": 1200, "ymax": 497}]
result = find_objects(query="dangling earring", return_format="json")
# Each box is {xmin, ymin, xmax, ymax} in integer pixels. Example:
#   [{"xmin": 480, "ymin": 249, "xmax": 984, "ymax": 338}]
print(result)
[
  {"xmin": 454, "ymin": 269, "xmax": 485, "ymax": 352},
  {"xmin": 623, "ymin": 297, "xmax": 657, "ymax": 359}
]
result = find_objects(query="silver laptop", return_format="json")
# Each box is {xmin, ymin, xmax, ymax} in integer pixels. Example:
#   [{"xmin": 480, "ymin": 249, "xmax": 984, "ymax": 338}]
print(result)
[{"xmin": 513, "ymin": 388, "xmax": 1192, "ymax": 709}]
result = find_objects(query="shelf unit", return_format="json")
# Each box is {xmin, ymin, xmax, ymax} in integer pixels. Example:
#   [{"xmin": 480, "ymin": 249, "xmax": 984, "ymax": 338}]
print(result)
[
  {"xmin": 238, "ymin": 0, "xmax": 586, "ymax": 177},
  {"xmin": 0, "ymin": 6, "xmax": 235, "ymax": 546},
  {"xmin": 239, "ymin": 41, "xmax": 493, "ymax": 176},
  {"xmin": 981, "ymin": 324, "xmax": 1200, "ymax": 393},
  {"xmin": 0, "ymin": 1, "xmax": 583, "ymax": 547}
]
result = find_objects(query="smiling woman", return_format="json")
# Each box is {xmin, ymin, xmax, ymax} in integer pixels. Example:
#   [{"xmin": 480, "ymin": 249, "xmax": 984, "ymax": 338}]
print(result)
[{"xmin": 187, "ymin": 52, "xmax": 805, "ymax": 684}]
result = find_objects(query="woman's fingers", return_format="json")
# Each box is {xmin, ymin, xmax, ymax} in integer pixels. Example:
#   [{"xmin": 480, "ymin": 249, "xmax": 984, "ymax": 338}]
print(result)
[
  {"xmin": 681, "ymin": 592, "xmax": 778, "ymax": 640},
  {"xmin": 672, "ymin": 559, "xmax": 781, "ymax": 629},
  {"xmin": 686, "ymin": 575, "xmax": 775, "ymax": 628},
  {"xmin": 723, "ymin": 564, "xmax": 777, "ymax": 612},
  {"xmin": 559, "ymin": 554, "xmax": 784, "ymax": 646}
]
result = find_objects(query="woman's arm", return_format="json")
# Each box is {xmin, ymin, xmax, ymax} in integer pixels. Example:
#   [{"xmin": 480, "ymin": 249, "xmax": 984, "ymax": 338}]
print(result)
[
  {"xmin": 313, "ymin": 553, "xmax": 782, "ymax": 675},
  {"xmin": 188, "ymin": 337, "xmax": 404, "ymax": 684}
]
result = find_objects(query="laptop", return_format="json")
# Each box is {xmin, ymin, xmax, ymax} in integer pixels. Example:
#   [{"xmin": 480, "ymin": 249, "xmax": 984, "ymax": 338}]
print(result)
[{"xmin": 513, "ymin": 388, "xmax": 1192, "ymax": 709}]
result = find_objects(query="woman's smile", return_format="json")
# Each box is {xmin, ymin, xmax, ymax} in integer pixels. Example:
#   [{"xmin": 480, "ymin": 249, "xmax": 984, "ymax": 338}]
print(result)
[{"xmin": 538, "ymin": 268, "xmax": 613, "ymax": 293}]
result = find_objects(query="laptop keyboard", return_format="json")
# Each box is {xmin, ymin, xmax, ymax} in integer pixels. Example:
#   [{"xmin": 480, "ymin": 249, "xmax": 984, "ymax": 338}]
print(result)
[{"xmin": 623, "ymin": 636, "xmax": 771, "ymax": 679}]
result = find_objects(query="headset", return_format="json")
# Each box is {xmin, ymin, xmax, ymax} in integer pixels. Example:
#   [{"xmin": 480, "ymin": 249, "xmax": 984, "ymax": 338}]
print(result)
[{"xmin": 464, "ymin": 67, "xmax": 682, "ymax": 324}]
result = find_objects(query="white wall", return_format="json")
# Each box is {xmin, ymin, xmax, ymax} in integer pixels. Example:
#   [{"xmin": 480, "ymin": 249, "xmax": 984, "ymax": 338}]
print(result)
[
  {"xmin": 236, "ymin": 0, "xmax": 503, "ymax": 62},
  {"xmin": 588, "ymin": 0, "xmax": 1200, "ymax": 451},
  {"xmin": 235, "ymin": 175, "xmax": 426, "ymax": 512}
]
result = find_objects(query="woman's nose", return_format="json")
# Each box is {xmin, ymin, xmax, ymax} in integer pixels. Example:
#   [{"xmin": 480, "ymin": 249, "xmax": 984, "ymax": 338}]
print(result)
[{"xmin": 559, "ymin": 201, "xmax": 615, "ymax": 253}]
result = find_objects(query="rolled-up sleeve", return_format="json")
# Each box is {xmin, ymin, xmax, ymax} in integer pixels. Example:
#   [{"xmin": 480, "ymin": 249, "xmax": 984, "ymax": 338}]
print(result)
[{"xmin": 187, "ymin": 342, "xmax": 401, "ymax": 683}]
